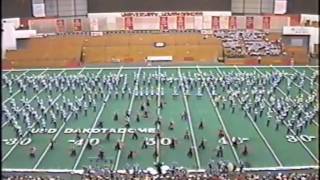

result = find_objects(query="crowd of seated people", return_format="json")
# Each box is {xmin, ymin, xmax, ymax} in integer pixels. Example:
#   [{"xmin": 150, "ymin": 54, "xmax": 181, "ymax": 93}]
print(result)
[
  {"xmin": 82, "ymin": 171, "xmax": 318, "ymax": 180},
  {"xmin": 2, "ymin": 171, "xmax": 318, "ymax": 180},
  {"xmin": 81, "ymin": 162, "xmax": 319, "ymax": 180},
  {"xmin": 214, "ymin": 30, "xmax": 285, "ymax": 58},
  {"xmin": 2, "ymin": 175, "xmax": 62, "ymax": 180}
]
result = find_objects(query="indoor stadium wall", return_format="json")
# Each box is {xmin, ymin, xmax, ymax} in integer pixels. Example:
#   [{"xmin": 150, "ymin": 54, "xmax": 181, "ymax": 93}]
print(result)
[
  {"xmin": 82, "ymin": 34, "xmax": 223, "ymax": 64},
  {"xmin": 5, "ymin": 37, "xmax": 84, "ymax": 68},
  {"xmin": 3, "ymin": 11, "xmax": 318, "ymax": 68}
]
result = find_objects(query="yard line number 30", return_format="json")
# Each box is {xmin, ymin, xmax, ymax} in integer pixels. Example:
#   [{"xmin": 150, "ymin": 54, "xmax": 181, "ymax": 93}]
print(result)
[
  {"xmin": 3, "ymin": 138, "xmax": 32, "ymax": 146},
  {"xmin": 286, "ymin": 135, "xmax": 316, "ymax": 143}
]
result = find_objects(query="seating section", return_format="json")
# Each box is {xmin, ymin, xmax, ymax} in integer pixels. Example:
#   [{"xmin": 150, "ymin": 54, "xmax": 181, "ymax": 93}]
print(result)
[{"xmin": 214, "ymin": 30, "xmax": 284, "ymax": 58}]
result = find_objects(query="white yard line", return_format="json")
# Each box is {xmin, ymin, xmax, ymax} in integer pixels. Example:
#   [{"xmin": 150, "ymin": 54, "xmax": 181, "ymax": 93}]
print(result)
[
  {"xmin": 113, "ymin": 132, "xmax": 126, "ymax": 171},
  {"xmin": 233, "ymin": 66, "xmax": 284, "ymax": 166},
  {"xmin": 127, "ymin": 68, "xmax": 142, "ymax": 114},
  {"xmin": 155, "ymin": 66, "xmax": 161, "ymax": 164},
  {"xmin": 2, "ymin": 70, "xmax": 30, "ymax": 89},
  {"xmin": 197, "ymin": 66, "xmax": 241, "ymax": 165},
  {"xmin": 290, "ymin": 67, "xmax": 318, "ymax": 86},
  {"xmin": 254, "ymin": 68, "xmax": 319, "ymax": 163},
  {"xmin": 72, "ymin": 96, "xmax": 110, "ymax": 170},
  {"xmin": 263, "ymin": 99, "xmax": 319, "ymax": 164},
  {"xmin": 2, "ymin": 91, "xmax": 21, "ymax": 105},
  {"xmin": 1, "ymin": 70, "xmax": 66, "ymax": 128},
  {"xmin": 272, "ymin": 66, "xmax": 311, "ymax": 96},
  {"xmin": 254, "ymin": 67, "xmax": 318, "ymax": 127},
  {"xmin": 33, "ymin": 113, "xmax": 73, "ymax": 169},
  {"xmin": 2, "ymin": 69, "xmax": 53, "ymax": 127},
  {"xmin": 35, "ymin": 69, "xmax": 103, "ymax": 170},
  {"xmin": 22, "ymin": 69, "xmax": 66, "ymax": 105},
  {"xmin": 2, "ymin": 69, "xmax": 43, "ymax": 104},
  {"xmin": 72, "ymin": 67, "xmax": 122, "ymax": 170},
  {"xmin": 2, "ymin": 94, "xmax": 63, "ymax": 162},
  {"xmin": 307, "ymin": 66, "xmax": 318, "ymax": 72},
  {"xmin": 177, "ymin": 67, "xmax": 201, "ymax": 169},
  {"xmin": 2, "ymin": 69, "xmax": 85, "ymax": 162},
  {"xmin": 4, "ymin": 65, "xmax": 319, "ymax": 72},
  {"xmin": 113, "ymin": 67, "xmax": 141, "ymax": 171},
  {"xmin": 3, "ymin": 70, "xmax": 12, "ymax": 75}
]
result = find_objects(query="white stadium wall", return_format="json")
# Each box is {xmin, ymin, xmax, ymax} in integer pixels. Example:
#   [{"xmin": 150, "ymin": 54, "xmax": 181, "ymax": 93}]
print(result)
[
  {"xmin": 27, "ymin": 11, "xmax": 298, "ymax": 34},
  {"xmin": 2, "ymin": 21, "xmax": 17, "ymax": 59},
  {"xmin": 283, "ymin": 26, "xmax": 319, "ymax": 53}
]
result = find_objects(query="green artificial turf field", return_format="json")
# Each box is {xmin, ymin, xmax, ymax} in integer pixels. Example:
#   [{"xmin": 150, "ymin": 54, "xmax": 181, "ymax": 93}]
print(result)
[{"xmin": 1, "ymin": 66, "xmax": 319, "ymax": 174}]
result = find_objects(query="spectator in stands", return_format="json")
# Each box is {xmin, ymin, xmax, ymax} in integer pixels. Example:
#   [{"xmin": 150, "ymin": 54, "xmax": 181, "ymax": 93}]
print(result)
[{"xmin": 214, "ymin": 30, "xmax": 283, "ymax": 58}]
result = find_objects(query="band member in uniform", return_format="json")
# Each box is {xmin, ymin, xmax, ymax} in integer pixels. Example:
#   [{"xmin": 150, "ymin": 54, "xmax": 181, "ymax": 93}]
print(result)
[
  {"xmin": 184, "ymin": 130, "xmax": 190, "ymax": 140},
  {"xmin": 199, "ymin": 121, "xmax": 204, "ymax": 129},
  {"xmin": 98, "ymin": 148, "xmax": 104, "ymax": 160},
  {"xmin": 70, "ymin": 146, "xmax": 77, "ymax": 156},
  {"xmin": 218, "ymin": 129, "xmax": 225, "ymax": 138},
  {"xmin": 142, "ymin": 139, "xmax": 148, "ymax": 149},
  {"xmin": 187, "ymin": 147, "xmax": 193, "ymax": 157},
  {"xmin": 242, "ymin": 144, "xmax": 248, "ymax": 156},
  {"xmin": 114, "ymin": 112, "xmax": 118, "ymax": 121},
  {"xmin": 132, "ymin": 132, "xmax": 138, "ymax": 140},
  {"xmin": 30, "ymin": 146, "xmax": 37, "ymax": 158},
  {"xmin": 216, "ymin": 145, "xmax": 224, "ymax": 157}
]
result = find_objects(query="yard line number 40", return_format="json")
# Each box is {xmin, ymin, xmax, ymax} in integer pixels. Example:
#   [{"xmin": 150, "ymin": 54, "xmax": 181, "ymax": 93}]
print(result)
[
  {"xmin": 3, "ymin": 135, "xmax": 315, "ymax": 147},
  {"xmin": 68, "ymin": 138, "xmax": 172, "ymax": 146}
]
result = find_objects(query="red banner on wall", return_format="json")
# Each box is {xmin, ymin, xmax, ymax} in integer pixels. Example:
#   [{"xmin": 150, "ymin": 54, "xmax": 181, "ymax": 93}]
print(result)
[
  {"xmin": 73, "ymin": 19, "xmax": 82, "ymax": 32},
  {"xmin": 20, "ymin": 18, "xmax": 29, "ymax": 29},
  {"xmin": 177, "ymin": 16, "xmax": 185, "ymax": 30},
  {"xmin": 290, "ymin": 15, "xmax": 301, "ymax": 26},
  {"xmin": 212, "ymin": 16, "xmax": 220, "ymax": 30},
  {"xmin": 246, "ymin": 16, "xmax": 254, "ymax": 29},
  {"xmin": 262, "ymin": 16, "xmax": 271, "ymax": 29},
  {"xmin": 124, "ymin": 17, "xmax": 133, "ymax": 30},
  {"xmin": 56, "ymin": 19, "xmax": 65, "ymax": 32},
  {"xmin": 160, "ymin": 16, "xmax": 168, "ymax": 31},
  {"xmin": 229, "ymin": 16, "xmax": 237, "ymax": 29}
]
